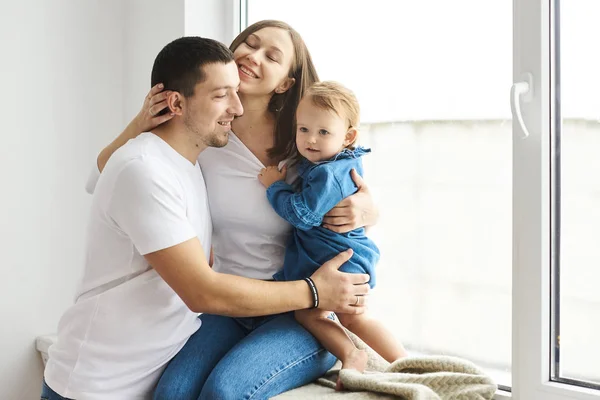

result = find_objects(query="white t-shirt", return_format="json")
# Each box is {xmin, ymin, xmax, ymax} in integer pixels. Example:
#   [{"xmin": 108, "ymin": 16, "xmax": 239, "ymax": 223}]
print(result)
[
  {"xmin": 198, "ymin": 132, "xmax": 296, "ymax": 279},
  {"xmin": 46, "ymin": 132, "xmax": 212, "ymax": 400},
  {"xmin": 85, "ymin": 131, "xmax": 296, "ymax": 280}
]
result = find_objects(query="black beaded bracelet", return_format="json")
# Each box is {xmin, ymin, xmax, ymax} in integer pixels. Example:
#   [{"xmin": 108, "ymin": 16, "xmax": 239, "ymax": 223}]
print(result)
[{"xmin": 303, "ymin": 277, "xmax": 319, "ymax": 309}]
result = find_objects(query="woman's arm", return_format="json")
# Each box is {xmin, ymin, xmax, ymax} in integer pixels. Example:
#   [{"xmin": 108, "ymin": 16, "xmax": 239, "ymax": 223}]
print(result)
[
  {"xmin": 97, "ymin": 118, "xmax": 142, "ymax": 172},
  {"xmin": 97, "ymin": 84, "xmax": 173, "ymax": 172},
  {"xmin": 322, "ymin": 169, "xmax": 380, "ymax": 233}
]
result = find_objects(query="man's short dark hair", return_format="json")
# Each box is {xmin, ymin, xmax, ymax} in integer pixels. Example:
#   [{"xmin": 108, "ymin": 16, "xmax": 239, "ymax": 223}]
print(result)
[{"xmin": 151, "ymin": 36, "xmax": 234, "ymax": 98}]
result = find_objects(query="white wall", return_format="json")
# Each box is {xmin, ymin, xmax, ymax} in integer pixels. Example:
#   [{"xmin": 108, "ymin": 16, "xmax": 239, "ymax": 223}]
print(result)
[
  {"xmin": 122, "ymin": 0, "xmax": 186, "ymax": 123},
  {"xmin": 0, "ymin": 0, "xmax": 196, "ymax": 398},
  {"xmin": 185, "ymin": 0, "xmax": 238, "ymax": 45},
  {"xmin": 0, "ymin": 1, "xmax": 125, "ymax": 398},
  {"xmin": 122, "ymin": 0, "xmax": 235, "ymax": 125}
]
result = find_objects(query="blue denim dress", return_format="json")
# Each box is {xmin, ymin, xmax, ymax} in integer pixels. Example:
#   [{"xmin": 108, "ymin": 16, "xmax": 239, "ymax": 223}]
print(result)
[{"xmin": 267, "ymin": 147, "xmax": 379, "ymax": 288}]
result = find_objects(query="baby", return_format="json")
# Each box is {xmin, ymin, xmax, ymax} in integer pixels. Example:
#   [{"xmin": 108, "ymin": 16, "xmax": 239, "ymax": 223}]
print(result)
[{"xmin": 258, "ymin": 81, "xmax": 406, "ymax": 389}]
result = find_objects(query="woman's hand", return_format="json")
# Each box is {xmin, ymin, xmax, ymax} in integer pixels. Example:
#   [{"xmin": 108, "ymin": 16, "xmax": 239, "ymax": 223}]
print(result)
[
  {"xmin": 258, "ymin": 165, "xmax": 287, "ymax": 188},
  {"xmin": 133, "ymin": 83, "xmax": 175, "ymax": 133},
  {"xmin": 310, "ymin": 249, "xmax": 370, "ymax": 314},
  {"xmin": 322, "ymin": 169, "xmax": 379, "ymax": 233}
]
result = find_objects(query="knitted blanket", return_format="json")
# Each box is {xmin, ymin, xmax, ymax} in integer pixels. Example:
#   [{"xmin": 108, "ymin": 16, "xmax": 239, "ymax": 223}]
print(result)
[{"xmin": 273, "ymin": 333, "xmax": 497, "ymax": 400}]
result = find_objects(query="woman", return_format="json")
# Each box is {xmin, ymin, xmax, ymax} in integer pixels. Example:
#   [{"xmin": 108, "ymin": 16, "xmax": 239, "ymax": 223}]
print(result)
[{"xmin": 93, "ymin": 20, "xmax": 379, "ymax": 399}]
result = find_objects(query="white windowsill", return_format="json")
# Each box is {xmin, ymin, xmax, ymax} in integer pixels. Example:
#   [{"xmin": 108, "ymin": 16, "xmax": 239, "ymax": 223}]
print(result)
[{"xmin": 495, "ymin": 389, "xmax": 512, "ymax": 400}]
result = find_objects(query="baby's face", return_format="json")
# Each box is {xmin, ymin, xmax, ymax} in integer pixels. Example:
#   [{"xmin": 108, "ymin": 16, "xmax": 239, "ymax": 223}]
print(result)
[{"xmin": 295, "ymin": 97, "xmax": 349, "ymax": 163}]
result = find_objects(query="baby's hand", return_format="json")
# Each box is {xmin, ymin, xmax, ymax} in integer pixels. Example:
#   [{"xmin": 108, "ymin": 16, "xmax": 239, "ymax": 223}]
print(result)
[{"xmin": 258, "ymin": 165, "xmax": 287, "ymax": 188}]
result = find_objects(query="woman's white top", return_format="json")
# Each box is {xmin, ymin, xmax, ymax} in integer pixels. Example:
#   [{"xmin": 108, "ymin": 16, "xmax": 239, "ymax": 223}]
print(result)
[{"xmin": 198, "ymin": 132, "xmax": 295, "ymax": 279}]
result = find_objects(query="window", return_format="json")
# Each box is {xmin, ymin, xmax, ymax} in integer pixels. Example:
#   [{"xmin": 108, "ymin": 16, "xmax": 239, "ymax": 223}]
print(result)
[
  {"xmin": 246, "ymin": 0, "xmax": 512, "ymax": 389},
  {"xmin": 552, "ymin": 0, "xmax": 600, "ymax": 390},
  {"xmin": 241, "ymin": 0, "xmax": 600, "ymax": 398}
]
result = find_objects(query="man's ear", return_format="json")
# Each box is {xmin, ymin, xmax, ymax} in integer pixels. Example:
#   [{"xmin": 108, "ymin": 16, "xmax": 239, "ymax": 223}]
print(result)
[
  {"xmin": 344, "ymin": 127, "xmax": 359, "ymax": 147},
  {"xmin": 166, "ymin": 92, "xmax": 184, "ymax": 116},
  {"xmin": 274, "ymin": 77, "xmax": 296, "ymax": 94}
]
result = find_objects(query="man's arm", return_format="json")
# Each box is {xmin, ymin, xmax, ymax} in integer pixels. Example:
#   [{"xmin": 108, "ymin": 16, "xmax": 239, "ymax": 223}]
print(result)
[
  {"xmin": 144, "ymin": 238, "xmax": 368, "ymax": 317},
  {"xmin": 109, "ymin": 159, "xmax": 369, "ymax": 318}
]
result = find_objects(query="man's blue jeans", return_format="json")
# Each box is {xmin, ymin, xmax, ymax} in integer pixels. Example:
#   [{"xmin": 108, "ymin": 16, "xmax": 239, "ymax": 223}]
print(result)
[
  {"xmin": 41, "ymin": 380, "xmax": 72, "ymax": 400},
  {"xmin": 153, "ymin": 312, "xmax": 337, "ymax": 400}
]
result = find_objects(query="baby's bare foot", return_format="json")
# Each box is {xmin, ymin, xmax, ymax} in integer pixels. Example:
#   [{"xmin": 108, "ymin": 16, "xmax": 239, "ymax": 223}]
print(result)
[{"xmin": 336, "ymin": 349, "xmax": 368, "ymax": 391}]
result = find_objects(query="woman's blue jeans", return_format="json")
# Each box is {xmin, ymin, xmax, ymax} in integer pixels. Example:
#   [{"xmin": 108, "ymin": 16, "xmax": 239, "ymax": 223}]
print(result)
[{"xmin": 153, "ymin": 312, "xmax": 337, "ymax": 400}]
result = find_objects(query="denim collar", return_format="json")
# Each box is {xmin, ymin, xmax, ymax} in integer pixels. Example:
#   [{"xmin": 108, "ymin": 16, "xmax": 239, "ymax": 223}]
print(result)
[{"xmin": 297, "ymin": 146, "xmax": 371, "ymax": 177}]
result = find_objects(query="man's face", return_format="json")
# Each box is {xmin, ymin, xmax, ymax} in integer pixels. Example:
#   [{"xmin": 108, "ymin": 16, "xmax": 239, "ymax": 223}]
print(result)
[{"xmin": 182, "ymin": 61, "xmax": 243, "ymax": 148}]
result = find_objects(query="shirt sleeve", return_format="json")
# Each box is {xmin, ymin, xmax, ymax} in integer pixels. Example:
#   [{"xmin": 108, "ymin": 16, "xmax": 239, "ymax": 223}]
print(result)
[
  {"xmin": 85, "ymin": 161, "xmax": 101, "ymax": 194},
  {"xmin": 266, "ymin": 166, "xmax": 344, "ymax": 231},
  {"xmin": 107, "ymin": 157, "xmax": 197, "ymax": 255}
]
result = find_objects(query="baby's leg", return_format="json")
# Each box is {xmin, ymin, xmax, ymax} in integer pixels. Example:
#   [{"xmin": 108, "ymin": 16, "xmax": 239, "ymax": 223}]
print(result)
[
  {"xmin": 295, "ymin": 309, "xmax": 368, "ymax": 387},
  {"xmin": 337, "ymin": 312, "xmax": 407, "ymax": 363}
]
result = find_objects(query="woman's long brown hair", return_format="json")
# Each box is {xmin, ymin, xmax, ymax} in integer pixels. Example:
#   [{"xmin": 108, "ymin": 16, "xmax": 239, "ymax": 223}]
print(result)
[{"xmin": 230, "ymin": 20, "xmax": 319, "ymax": 161}]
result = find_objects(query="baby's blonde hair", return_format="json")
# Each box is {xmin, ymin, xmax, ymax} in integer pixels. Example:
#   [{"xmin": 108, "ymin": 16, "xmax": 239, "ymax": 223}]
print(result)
[{"xmin": 303, "ymin": 81, "xmax": 360, "ymax": 148}]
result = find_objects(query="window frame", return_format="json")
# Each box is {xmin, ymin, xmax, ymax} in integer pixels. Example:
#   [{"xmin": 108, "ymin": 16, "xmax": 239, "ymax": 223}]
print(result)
[{"xmin": 513, "ymin": 0, "xmax": 600, "ymax": 398}]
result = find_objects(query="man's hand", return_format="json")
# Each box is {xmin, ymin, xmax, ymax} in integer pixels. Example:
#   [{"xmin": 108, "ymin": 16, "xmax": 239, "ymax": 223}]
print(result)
[
  {"xmin": 258, "ymin": 165, "xmax": 287, "ymax": 188},
  {"xmin": 322, "ymin": 169, "xmax": 379, "ymax": 233},
  {"xmin": 310, "ymin": 249, "xmax": 370, "ymax": 314}
]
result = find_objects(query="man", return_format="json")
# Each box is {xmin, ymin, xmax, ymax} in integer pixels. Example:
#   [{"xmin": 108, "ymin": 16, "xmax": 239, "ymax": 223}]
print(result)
[{"xmin": 42, "ymin": 37, "xmax": 369, "ymax": 399}]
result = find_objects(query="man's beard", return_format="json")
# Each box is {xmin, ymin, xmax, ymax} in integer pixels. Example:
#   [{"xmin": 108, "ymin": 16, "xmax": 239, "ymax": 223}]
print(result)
[
  {"xmin": 184, "ymin": 115, "xmax": 229, "ymax": 149},
  {"xmin": 204, "ymin": 130, "xmax": 229, "ymax": 148}
]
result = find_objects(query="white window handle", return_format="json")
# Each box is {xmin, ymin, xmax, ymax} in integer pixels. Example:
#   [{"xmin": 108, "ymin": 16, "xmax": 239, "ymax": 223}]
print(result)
[{"xmin": 510, "ymin": 72, "xmax": 533, "ymax": 139}]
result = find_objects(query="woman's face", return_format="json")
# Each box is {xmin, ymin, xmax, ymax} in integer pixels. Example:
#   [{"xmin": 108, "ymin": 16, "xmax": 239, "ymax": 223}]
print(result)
[{"xmin": 233, "ymin": 27, "xmax": 295, "ymax": 97}]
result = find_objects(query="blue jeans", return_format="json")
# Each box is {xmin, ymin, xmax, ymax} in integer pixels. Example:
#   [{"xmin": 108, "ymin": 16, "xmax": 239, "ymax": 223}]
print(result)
[
  {"xmin": 153, "ymin": 312, "xmax": 337, "ymax": 400},
  {"xmin": 41, "ymin": 380, "xmax": 72, "ymax": 400}
]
